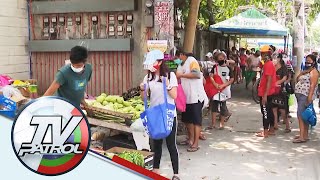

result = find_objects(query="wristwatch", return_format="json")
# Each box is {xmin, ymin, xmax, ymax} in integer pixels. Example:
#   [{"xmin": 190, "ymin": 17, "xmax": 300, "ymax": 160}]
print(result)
[{"xmin": 167, "ymin": 85, "xmax": 173, "ymax": 91}]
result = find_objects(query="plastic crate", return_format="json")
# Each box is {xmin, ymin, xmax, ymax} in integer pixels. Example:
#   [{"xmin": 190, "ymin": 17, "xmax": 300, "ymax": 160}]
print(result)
[{"xmin": 0, "ymin": 95, "xmax": 17, "ymax": 118}]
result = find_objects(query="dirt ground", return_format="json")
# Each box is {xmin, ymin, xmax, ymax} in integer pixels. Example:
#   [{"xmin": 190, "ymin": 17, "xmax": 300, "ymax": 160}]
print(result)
[{"xmin": 159, "ymin": 83, "xmax": 320, "ymax": 180}]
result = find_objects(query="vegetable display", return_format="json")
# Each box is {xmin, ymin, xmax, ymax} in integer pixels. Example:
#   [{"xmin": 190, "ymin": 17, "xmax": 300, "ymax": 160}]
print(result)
[
  {"xmin": 117, "ymin": 151, "xmax": 145, "ymax": 167},
  {"xmin": 102, "ymin": 151, "xmax": 145, "ymax": 167},
  {"xmin": 87, "ymin": 93, "xmax": 149, "ymax": 121}
]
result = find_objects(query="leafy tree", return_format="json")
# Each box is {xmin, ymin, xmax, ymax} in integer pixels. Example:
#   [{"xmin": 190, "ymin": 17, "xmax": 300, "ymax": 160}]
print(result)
[{"xmin": 175, "ymin": 0, "xmax": 313, "ymax": 29}]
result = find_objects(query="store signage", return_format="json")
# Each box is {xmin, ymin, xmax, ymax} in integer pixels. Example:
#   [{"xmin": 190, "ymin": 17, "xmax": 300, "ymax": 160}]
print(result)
[
  {"xmin": 11, "ymin": 97, "xmax": 90, "ymax": 176},
  {"xmin": 147, "ymin": 40, "xmax": 168, "ymax": 53},
  {"xmin": 225, "ymin": 18, "xmax": 268, "ymax": 28}
]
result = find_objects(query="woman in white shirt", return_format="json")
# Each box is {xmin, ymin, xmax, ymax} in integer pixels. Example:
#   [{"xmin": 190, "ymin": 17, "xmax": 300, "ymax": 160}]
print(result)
[{"xmin": 140, "ymin": 50, "xmax": 180, "ymax": 180}]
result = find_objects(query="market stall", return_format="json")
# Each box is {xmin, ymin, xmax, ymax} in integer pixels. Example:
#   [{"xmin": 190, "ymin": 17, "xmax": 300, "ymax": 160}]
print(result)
[
  {"xmin": 0, "ymin": 78, "xmax": 38, "ymax": 118},
  {"xmin": 209, "ymin": 8, "xmax": 290, "ymax": 51}
]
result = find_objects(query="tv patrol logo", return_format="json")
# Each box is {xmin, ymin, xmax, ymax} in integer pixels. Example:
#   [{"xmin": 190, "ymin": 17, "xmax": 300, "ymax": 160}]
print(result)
[{"xmin": 11, "ymin": 97, "xmax": 90, "ymax": 176}]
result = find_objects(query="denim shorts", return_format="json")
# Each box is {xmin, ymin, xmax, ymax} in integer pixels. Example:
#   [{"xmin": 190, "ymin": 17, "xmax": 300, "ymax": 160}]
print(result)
[{"xmin": 295, "ymin": 93, "xmax": 307, "ymax": 118}]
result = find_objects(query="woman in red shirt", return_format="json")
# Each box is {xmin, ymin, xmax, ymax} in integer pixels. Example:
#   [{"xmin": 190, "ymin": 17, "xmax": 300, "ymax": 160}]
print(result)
[{"xmin": 256, "ymin": 45, "xmax": 277, "ymax": 138}]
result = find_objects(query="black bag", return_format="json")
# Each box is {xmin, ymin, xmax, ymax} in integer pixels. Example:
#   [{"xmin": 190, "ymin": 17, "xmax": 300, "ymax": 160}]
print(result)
[{"xmin": 285, "ymin": 83, "xmax": 294, "ymax": 94}]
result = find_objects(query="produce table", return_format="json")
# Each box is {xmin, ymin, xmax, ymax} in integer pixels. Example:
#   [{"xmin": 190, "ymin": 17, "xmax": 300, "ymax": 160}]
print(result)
[{"xmin": 88, "ymin": 117, "xmax": 132, "ymax": 134}]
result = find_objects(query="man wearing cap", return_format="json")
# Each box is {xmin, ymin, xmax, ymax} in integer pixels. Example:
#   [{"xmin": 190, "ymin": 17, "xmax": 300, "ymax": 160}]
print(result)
[{"xmin": 199, "ymin": 52, "xmax": 215, "ymax": 76}]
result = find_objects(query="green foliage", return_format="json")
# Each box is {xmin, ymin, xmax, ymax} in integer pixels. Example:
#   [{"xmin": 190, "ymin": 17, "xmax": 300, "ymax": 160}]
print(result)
[
  {"xmin": 179, "ymin": 0, "xmax": 294, "ymax": 29},
  {"xmin": 309, "ymin": 1, "xmax": 320, "ymax": 23}
]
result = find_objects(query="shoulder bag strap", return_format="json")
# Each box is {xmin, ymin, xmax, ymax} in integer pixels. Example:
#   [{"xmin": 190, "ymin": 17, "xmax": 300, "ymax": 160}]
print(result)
[
  {"xmin": 162, "ymin": 77, "xmax": 168, "ymax": 106},
  {"xmin": 143, "ymin": 83, "xmax": 148, "ymax": 110},
  {"xmin": 215, "ymin": 65, "xmax": 219, "ymax": 75}
]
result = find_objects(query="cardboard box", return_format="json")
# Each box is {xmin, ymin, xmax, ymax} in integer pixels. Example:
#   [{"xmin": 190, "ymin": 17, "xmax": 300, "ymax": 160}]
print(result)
[
  {"xmin": 106, "ymin": 147, "xmax": 154, "ymax": 170},
  {"xmin": 18, "ymin": 87, "xmax": 30, "ymax": 97}
]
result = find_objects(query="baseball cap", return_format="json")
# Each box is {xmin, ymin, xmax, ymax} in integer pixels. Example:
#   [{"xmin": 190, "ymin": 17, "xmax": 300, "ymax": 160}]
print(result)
[
  {"xmin": 206, "ymin": 52, "xmax": 213, "ymax": 58},
  {"xmin": 143, "ymin": 49, "xmax": 164, "ymax": 70},
  {"xmin": 213, "ymin": 49, "xmax": 221, "ymax": 55}
]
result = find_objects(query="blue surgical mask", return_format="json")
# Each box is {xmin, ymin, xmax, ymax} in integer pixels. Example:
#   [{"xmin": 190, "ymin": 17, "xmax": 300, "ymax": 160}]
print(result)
[{"xmin": 174, "ymin": 59, "xmax": 182, "ymax": 65}]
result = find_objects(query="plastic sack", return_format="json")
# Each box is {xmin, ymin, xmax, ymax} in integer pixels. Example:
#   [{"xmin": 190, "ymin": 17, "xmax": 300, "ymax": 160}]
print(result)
[
  {"xmin": 130, "ymin": 118, "xmax": 146, "ymax": 132},
  {"xmin": 0, "ymin": 85, "xmax": 22, "ymax": 98},
  {"xmin": 0, "ymin": 95, "xmax": 17, "ymax": 118},
  {"xmin": 0, "ymin": 75, "xmax": 13, "ymax": 87},
  {"xmin": 175, "ymin": 84, "xmax": 186, "ymax": 112},
  {"xmin": 203, "ymin": 95, "xmax": 209, "ymax": 109},
  {"xmin": 302, "ymin": 103, "xmax": 317, "ymax": 127},
  {"xmin": 288, "ymin": 94, "xmax": 294, "ymax": 107}
]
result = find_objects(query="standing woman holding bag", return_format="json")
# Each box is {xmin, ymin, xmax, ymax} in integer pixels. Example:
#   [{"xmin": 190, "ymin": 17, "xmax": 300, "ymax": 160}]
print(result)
[
  {"xmin": 140, "ymin": 50, "xmax": 180, "ymax": 180},
  {"xmin": 293, "ymin": 54, "xmax": 319, "ymax": 143}
]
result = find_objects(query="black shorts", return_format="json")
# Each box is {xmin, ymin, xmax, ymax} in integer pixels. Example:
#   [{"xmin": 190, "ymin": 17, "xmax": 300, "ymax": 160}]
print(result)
[
  {"xmin": 210, "ymin": 100, "xmax": 228, "ymax": 116},
  {"xmin": 181, "ymin": 101, "xmax": 203, "ymax": 126},
  {"xmin": 271, "ymin": 94, "xmax": 288, "ymax": 110}
]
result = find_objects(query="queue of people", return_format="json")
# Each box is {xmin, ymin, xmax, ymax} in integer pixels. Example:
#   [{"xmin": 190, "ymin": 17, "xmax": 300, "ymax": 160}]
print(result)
[{"xmin": 142, "ymin": 47, "xmax": 319, "ymax": 179}]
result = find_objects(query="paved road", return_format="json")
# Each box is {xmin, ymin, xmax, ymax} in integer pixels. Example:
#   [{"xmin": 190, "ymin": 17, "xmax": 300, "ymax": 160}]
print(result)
[{"xmin": 159, "ymin": 83, "xmax": 320, "ymax": 180}]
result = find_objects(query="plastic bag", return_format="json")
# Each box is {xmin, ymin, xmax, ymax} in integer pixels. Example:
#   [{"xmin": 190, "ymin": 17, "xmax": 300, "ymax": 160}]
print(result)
[
  {"xmin": 130, "ymin": 118, "xmax": 145, "ymax": 132},
  {"xmin": 288, "ymin": 94, "xmax": 294, "ymax": 107},
  {"xmin": 0, "ymin": 85, "xmax": 22, "ymax": 98},
  {"xmin": 131, "ymin": 118, "xmax": 150, "ymax": 151},
  {"xmin": 175, "ymin": 84, "xmax": 186, "ymax": 112},
  {"xmin": 302, "ymin": 103, "xmax": 317, "ymax": 127},
  {"xmin": 0, "ymin": 75, "xmax": 13, "ymax": 87},
  {"xmin": 0, "ymin": 95, "xmax": 17, "ymax": 118}
]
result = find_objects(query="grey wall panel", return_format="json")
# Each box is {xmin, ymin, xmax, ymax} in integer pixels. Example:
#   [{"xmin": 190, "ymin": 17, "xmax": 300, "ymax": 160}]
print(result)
[
  {"xmin": 28, "ymin": 39, "xmax": 133, "ymax": 52},
  {"xmin": 32, "ymin": 0, "xmax": 137, "ymax": 14}
]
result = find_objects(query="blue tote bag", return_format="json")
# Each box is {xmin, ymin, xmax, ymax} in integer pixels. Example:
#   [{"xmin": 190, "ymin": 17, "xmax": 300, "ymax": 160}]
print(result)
[
  {"xmin": 140, "ymin": 77, "xmax": 176, "ymax": 140},
  {"xmin": 302, "ymin": 103, "xmax": 317, "ymax": 127}
]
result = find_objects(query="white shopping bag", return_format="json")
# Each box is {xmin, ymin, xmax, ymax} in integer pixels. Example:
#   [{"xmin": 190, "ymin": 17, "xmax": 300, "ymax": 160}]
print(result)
[
  {"xmin": 130, "ymin": 118, "xmax": 150, "ymax": 151},
  {"xmin": 213, "ymin": 92, "xmax": 228, "ymax": 101}
]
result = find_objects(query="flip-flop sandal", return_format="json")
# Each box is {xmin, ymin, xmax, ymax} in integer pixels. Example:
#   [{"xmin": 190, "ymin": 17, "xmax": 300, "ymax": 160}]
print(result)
[
  {"xmin": 199, "ymin": 134, "xmax": 207, "ymax": 140},
  {"xmin": 294, "ymin": 135, "xmax": 300, "ymax": 139},
  {"xmin": 274, "ymin": 127, "xmax": 279, "ymax": 130},
  {"xmin": 293, "ymin": 139, "xmax": 307, "ymax": 143},
  {"xmin": 218, "ymin": 127, "xmax": 225, "ymax": 130},
  {"xmin": 268, "ymin": 132, "xmax": 276, "ymax": 136},
  {"xmin": 284, "ymin": 129, "xmax": 291, "ymax": 133},
  {"xmin": 205, "ymin": 126, "xmax": 215, "ymax": 130},
  {"xmin": 172, "ymin": 175, "xmax": 180, "ymax": 180},
  {"xmin": 255, "ymin": 132, "xmax": 268, "ymax": 138},
  {"xmin": 178, "ymin": 140, "xmax": 191, "ymax": 146},
  {"xmin": 293, "ymin": 136, "xmax": 310, "ymax": 141},
  {"xmin": 187, "ymin": 146, "xmax": 200, "ymax": 152}
]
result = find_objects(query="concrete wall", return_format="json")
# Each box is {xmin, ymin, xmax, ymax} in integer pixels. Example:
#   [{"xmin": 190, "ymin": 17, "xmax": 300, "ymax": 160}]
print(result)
[{"xmin": 0, "ymin": 0, "xmax": 29, "ymax": 79}]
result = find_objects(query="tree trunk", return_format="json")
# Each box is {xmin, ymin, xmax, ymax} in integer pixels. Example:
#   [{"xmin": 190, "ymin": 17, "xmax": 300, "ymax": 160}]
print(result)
[
  {"xmin": 293, "ymin": 0, "xmax": 305, "ymax": 78},
  {"xmin": 207, "ymin": 0, "xmax": 215, "ymax": 25},
  {"xmin": 183, "ymin": 0, "xmax": 201, "ymax": 53}
]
